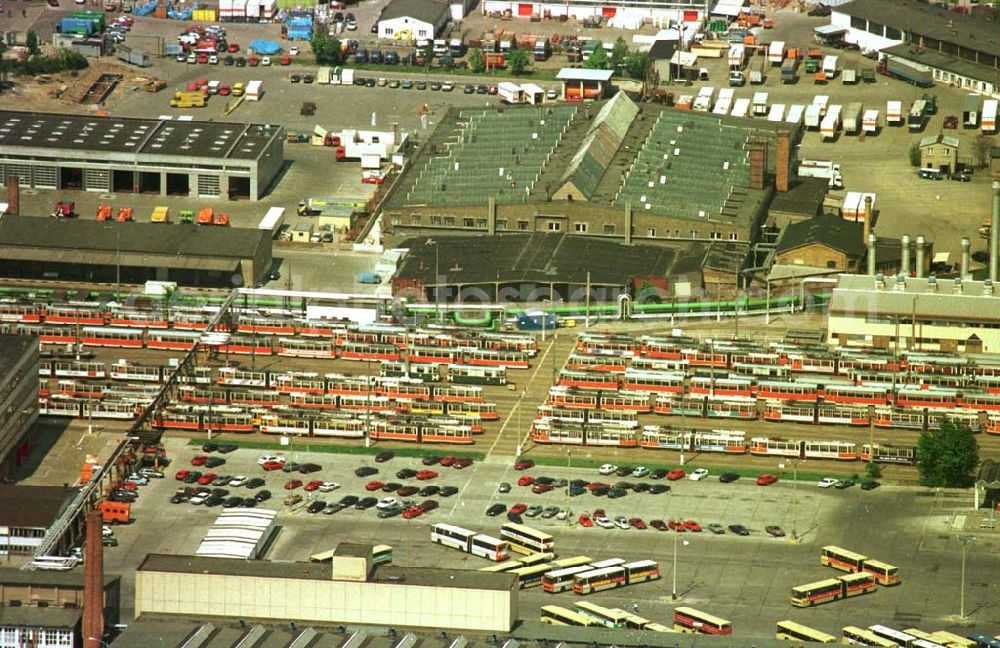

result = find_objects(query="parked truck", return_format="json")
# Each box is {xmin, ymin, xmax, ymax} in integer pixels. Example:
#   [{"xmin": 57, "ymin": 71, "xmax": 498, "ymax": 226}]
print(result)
[
  {"xmin": 982, "ymin": 99, "xmax": 998, "ymax": 134},
  {"xmin": 886, "ymin": 100, "xmax": 903, "ymax": 126},
  {"xmin": 862, "ymin": 108, "xmax": 880, "ymax": 134},
  {"xmin": 883, "ymin": 56, "xmax": 933, "ymax": 87},
  {"xmin": 907, "ymin": 99, "xmax": 928, "ymax": 131},
  {"xmin": 749, "ymin": 58, "xmax": 765, "ymax": 84},
  {"xmin": 150, "ymin": 206, "xmax": 169, "ymax": 223},
  {"xmin": 170, "ymin": 91, "xmax": 206, "ymax": 107},
  {"xmin": 752, "ymin": 91, "xmax": 768, "ymax": 116},
  {"xmin": 116, "ymin": 45, "xmax": 152, "ymax": 67},
  {"xmin": 963, "ymin": 94, "xmax": 981, "ymax": 128},
  {"xmin": 780, "ymin": 57, "xmax": 797, "ymax": 83},
  {"xmin": 533, "ymin": 39, "xmax": 550, "ymax": 61},
  {"xmin": 820, "ymin": 104, "xmax": 842, "ymax": 140},
  {"xmin": 798, "ymin": 159, "xmax": 843, "ymax": 189},
  {"xmin": 498, "ymin": 81, "xmax": 524, "ymax": 104},
  {"xmin": 804, "ymin": 103, "xmax": 822, "ymax": 130},
  {"xmin": 842, "ymin": 65, "xmax": 857, "ymax": 84},
  {"xmin": 843, "ymin": 102, "xmax": 862, "ymax": 134},
  {"xmin": 767, "ymin": 41, "xmax": 785, "ymax": 65},
  {"xmin": 822, "ymin": 54, "xmax": 838, "ymax": 80}
]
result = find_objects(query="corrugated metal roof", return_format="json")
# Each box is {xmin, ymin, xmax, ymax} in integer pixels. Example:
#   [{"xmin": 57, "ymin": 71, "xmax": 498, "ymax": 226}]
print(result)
[
  {"xmin": 557, "ymin": 69, "xmax": 614, "ymax": 82},
  {"xmin": 831, "ymin": 274, "xmax": 1000, "ymax": 321}
]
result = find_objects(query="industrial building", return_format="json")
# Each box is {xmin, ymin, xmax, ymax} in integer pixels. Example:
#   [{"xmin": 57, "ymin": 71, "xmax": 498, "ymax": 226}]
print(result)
[
  {"xmin": 0, "ymin": 334, "xmax": 38, "ymax": 481},
  {"xmin": 0, "ymin": 216, "xmax": 274, "ymax": 288},
  {"xmin": 0, "ymin": 486, "xmax": 77, "ymax": 556},
  {"xmin": 135, "ymin": 551, "xmax": 518, "ymax": 632},
  {"xmin": 384, "ymin": 94, "xmax": 787, "ymax": 249},
  {"xmin": 828, "ymin": 0, "xmax": 1000, "ymax": 99},
  {"xmin": 479, "ymin": 0, "xmax": 708, "ymax": 29},
  {"xmin": 0, "ymin": 111, "xmax": 284, "ymax": 200},
  {"xmin": 378, "ymin": 0, "xmax": 451, "ymax": 40}
]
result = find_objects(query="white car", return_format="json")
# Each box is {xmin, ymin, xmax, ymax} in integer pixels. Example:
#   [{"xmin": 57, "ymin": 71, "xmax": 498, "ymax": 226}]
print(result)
[
  {"xmin": 257, "ymin": 454, "xmax": 285, "ymax": 465},
  {"xmin": 229, "ymin": 476, "xmax": 248, "ymax": 487},
  {"xmin": 546, "ymin": 89, "xmax": 558, "ymax": 100},
  {"xmin": 102, "ymin": 525, "xmax": 114, "ymax": 537},
  {"xmin": 319, "ymin": 481, "xmax": 340, "ymax": 492},
  {"xmin": 209, "ymin": 54, "xmax": 219, "ymax": 64},
  {"xmin": 818, "ymin": 477, "xmax": 840, "ymax": 488},
  {"xmin": 556, "ymin": 509, "xmax": 568, "ymax": 520},
  {"xmin": 376, "ymin": 496, "xmax": 398, "ymax": 510},
  {"xmin": 189, "ymin": 493, "xmax": 209, "ymax": 505},
  {"xmin": 594, "ymin": 516, "xmax": 614, "ymax": 529},
  {"xmin": 632, "ymin": 466, "xmax": 649, "ymax": 478},
  {"xmin": 261, "ymin": 56, "xmax": 271, "ymax": 66},
  {"xmin": 289, "ymin": 46, "xmax": 300, "ymax": 56},
  {"xmin": 689, "ymin": 468, "xmax": 710, "ymax": 481},
  {"xmin": 441, "ymin": 82, "xmax": 454, "ymax": 92},
  {"xmin": 598, "ymin": 463, "xmax": 618, "ymax": 475},
  {"xmin": 614, "ymin": 516, "xmax": 630, "ymax": 530}
]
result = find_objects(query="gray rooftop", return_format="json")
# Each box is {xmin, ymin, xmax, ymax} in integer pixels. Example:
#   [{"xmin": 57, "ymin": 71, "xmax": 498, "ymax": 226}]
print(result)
[
  {"xmin": 834, "ymin": 0, "xmax": 1000, "ymax": 58},
  {"xmin": 831, "ymin": 274, "xmax": 1000, "ymax": 322},
  {"xmin": 557, "ymin": 69, "xmax": 614, "ymax": 82},
  {"xmin": 138, "ymin": 554, "xmax": 516, "ymax": 591},
  {"xmin": 0, "ymin": 567, "xmax": 119, "ymax": 589},
  {"xmin": 0, "ymin": 333, "xmax": 35, "ymax": 372},
  {"xmin": 0, "ymin": 111, "xmax": 280, "ymax": 161},
  {"xmin": 0, "ymin": 606, "xmax": 82, "ymax": 629},
  {"xmin": 884, "ymin": 44, "xmax": 1000, "ymax": 90},
  {"xmin": 0, "ymin": 485, "xmax": 76, "ymax": 529},
  {"xmin": 919, "ymin": 133, "xmax": 959, "ymax": 149},
  {"xmin": 379, "ymin": 0, "xmax": 449, "ymax": 24}
]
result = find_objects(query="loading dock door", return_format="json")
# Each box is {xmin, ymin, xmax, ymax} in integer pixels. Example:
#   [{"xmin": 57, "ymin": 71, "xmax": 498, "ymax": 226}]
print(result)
[
  {"xmin": 518, "ymin": 3, "xmax": 533, "ymax": 15},
  {"xmin": 602, "ymin": 7, "xmax": 616, "ymax": 17}
]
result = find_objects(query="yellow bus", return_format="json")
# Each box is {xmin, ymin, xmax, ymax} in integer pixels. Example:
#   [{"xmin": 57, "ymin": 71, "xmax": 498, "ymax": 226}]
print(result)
[
  {"xmin": 904, "ymin": 629, "xmax": 940, "ymax": 644},
  {"xmin": 573, "ymin": 601, "xmax": 629, "ymax": 628},
  {"xmin": 929, "ymin": 632, "xmax": 976, "ymax": 648},
  {"xmin": 842, "ymin": 626, "xmax": 897, "ymax": 647},
  {"xmin": 791, "ymin": 579, "xmax": 844, "ymax": 607},
  {"xmin": 373, "ymin": 544, "xmax": 392, "ymax": 565},
  {"xmin": 540, "ymin": 605, "xmax": 597, "ymax": 627},
  {"xmin": 480, "ymin": 558, "xmax": 527, "ymax": 573},
  {"xmin": 862, "ymin": 559, "xmax": 901, "ymax": 586},
  {"xmin": 776, "ymin": 620, "xmax": 836, "ymax": 643},
  {"xmin": 550, "ymin": 555, "xmax": 593, "ymax": 569},
  {"xmin": 840, "ymin": 571, "xmax": 877, "ymax": 598},
  {"xmin": 500, "ymin": 522, "xmax": 555, "ymax": 555},
  {"xmin": 673, "ymin": 607, "xmax": 732, "ymax": 635},
  {"xmin": 867, "ymin": 625, "xmax": 917, "ymax": 647},
  {"xmin": 511, "ymin": 563, "xmax": 554, "ymax": 589},
  {"xmin": 644, "ymin": 622, "xmax": 677, "ymax": 633},
  {"xmin": 822, "ymin": 546, "xmax": 867, "ymax": 573}
]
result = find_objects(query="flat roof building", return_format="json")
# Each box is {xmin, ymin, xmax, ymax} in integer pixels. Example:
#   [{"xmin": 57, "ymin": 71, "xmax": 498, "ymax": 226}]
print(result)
[
  {"xmin": 0, "ymin": 485, "xmax": 76, "ymax": 556},
  {"xmin": 0, "ymin": 334, "xmax": 38, "ymax": 482},
  {"xmin": 0, "ymin": 110, "xmax": 284, "ymax": 200},
  {"xmin": 0, "ymin": 216, "xmax": 273, "ymax": 288}
]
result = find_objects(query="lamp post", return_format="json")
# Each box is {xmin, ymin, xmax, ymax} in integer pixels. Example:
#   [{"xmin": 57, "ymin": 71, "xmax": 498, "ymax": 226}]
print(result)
[
  {"xmin": 672, "ymin": 534, "xmax": 689, "ymax": 601},
  {"xmin": 779, "ymin": 459, "xmax": 799, "ymax": 539},
  {"xmin": 958, "ymin": 536, "xmax": 975, "ymax": 620},
  {"xmin": 426, "ymin": 238, "xmax": 440, "ymax": 322},
  {"xmin": 541, "ymin": 298, "xmax": 551, "ymax": 342}
]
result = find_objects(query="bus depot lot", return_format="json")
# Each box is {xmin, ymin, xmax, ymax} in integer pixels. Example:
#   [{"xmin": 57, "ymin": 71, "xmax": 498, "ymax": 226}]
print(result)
[{"xmin": 106, "ymin": 438, "xmax": 998, "ymax": 635}]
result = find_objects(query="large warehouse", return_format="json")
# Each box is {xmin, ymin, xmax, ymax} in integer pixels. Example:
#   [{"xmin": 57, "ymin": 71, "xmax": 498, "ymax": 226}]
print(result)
[
  {"xmin": 383, "ymin": 93, "xmax": 786, "ymax": 249},
  {"xmin": 0, "ymin": 111, "xmax": 284, "ymax": 200},
  {"xmin": 0, "ymin": 216, "xmax": 273, "ymax": 288},
  {"xmin": 828, "ymin": 0, "xmax": 1000, "ymax": 98},
  {"xmin": 135, "ymin": 550, "xmax": 518, "ymax": 632}
]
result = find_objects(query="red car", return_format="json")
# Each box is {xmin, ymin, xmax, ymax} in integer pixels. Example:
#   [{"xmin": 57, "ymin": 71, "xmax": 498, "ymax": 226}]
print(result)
[
  {"xmin": 303, "ymin": 480, "xmax": 324, "ymax": 492},
  {"xmin": 684, "ymin": 519, "xmax": 702, "ymax": 532},
  {"xmin": 175, "ymin": 469, "xmax": 190, "ymax": 481},
  {"xmin": 756, "ymin": 473, "xmax": 779, "ymax": 486},
  {"xmin": 284, "ymin": 479, "xmax": 303, "ymax": 490},
  {"xmin": 452, "ymin": 457, "xmax": 473, "ymax": 469},
  {"xmin": 629, "ymin": 517, "xmax": 647, "ymax": 530},
  {"xmin": 191, "ymin": 455, "xmax": 208, "ymax": 466},
  {"xmin": 514, "ymin": 458, "xmax": 535, "ymax": 471},
  {"xmin": 578, "ymin": 514, "xmax": 594, "ymax": 527},
  {"xmin": 365, "ymin": 480, "xmax": 385, "ymax": 491},
  {"xmin": 196, "ymin": 53, "xmax": 209, "ymax": 64},
  {"xmin": 248, "ymin": 56, "xmax": 260, "ymax": 66},
  {"xmin": 667, "ymin": 468, "xmax": 686, "ymax": 480},
  {"xmin": 261, "ymin": 460, "xmax": 284, "ymax": 471},
  {"xmin": 419, "ymin": 499, "xmax": 439, "ymax": 512},
  {"xmin": 593, "ymin": 508, "xmax": 606, "ymax": 518},
  {"xmin": 668, "ymin": 519, "xmax": 687, "ymax": 532},
  {"xmin": 439, "ymin": 456, "xmax": 456, "ymax": 467},
  {"xmin": 517, "ymin": 475, "xmax": 535, "ymax": 487},
  {"xmin": 198, "ymin": 472, "xmax": 217, "ymax": 485},
  {"xmin": 401, "ymin": 506, "xmax": 423, "ymax": 519},
  {"xmin": 532, "ymin": 483, "xmax": 554, "ymax": 494},
  {"xmin": 227, "ymin": 43, "xmax": 240, "ymax": 52},
  {"xmin": 279, "ymin": 55, "xmax": 291, "ymax": 65},
  {"xmin": 510, "ymin": 502, "xmax": 528, "ymax": 515},
  {"xmin": 415, "ymin": 470, "xmax": 438, "ymax": 480},
  {"xmin": 587, "ymin": 481, "xmax": 610, "ymax": 491}
]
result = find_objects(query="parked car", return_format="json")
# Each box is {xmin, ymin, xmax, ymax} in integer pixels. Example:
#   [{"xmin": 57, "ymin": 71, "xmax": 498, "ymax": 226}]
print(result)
[
  {"xmin": 307, "ymin": 501, "xmax": 327, "ymax": 514},
  {"xmin": 719, "ymin": 472, "xmax": 740, "ymax": 483},
  {"xmin": 396, "ymin": 468, "xmax": 418, "ymax": 479},
  {"xmin": 650, "ymin": 519, "xmax": 668, "ymax": 531},
  {"xmin": 284, "ymin": 479, "xmax": 303, "ymax": 490},
  {"xmin": 632, "ymin": 466, "xmax": 649, "ymax": 478},
  {"xmin": 355, "ymin": 497, "xmax": 378, "ymax": 509},
  {"xmin": 728, "ymin": 524, "xmax": 750, "ymax": 536},
  {"xmin": 375, "ymin": 451, "xmax": 394, "ymax": 463},
  {"xmin": 541, "ymin": 506, "xmax": 560, "ymax": 518},
  {"xmin": 578, "ymin": 513, "xmax": 594, "ymax": 527},
  {"xmin": 397, "ymin": 486, "xmax": 419, "ymax": 497},
  {"xmin": 649, "ymin": 484, "xmax": 671, "ymax": 494},
  {"xmin": 486, "ymin": 503, "xmax": 507, "ymax": 516},
  {"xmin": 861, "ymin": 480, "xmax": 881, "ymax": 490},
  {"xmin": 517, "ymin": 475, "xmax": 535, "ymax": 487},
  {"xmin": 355, "ymin": 466, "xmax": 378, "ymax": 477},
  {"xmin": 498, "ymin": 482, "xmax": 511, "ymax": 493},
  {"xmin": 515, "ymin": 458, "xmax": 535, "ymax": 470},
  {"xmin": 415, "ymin": 470, "xmax": 438, "ymax": 480},
  {"xmin": 594, "ymin": 515, "xmax": 614, "ymax": 529},
  {"xmin": 836, "ymin": 479, "xmax": 856, "ymax": 490},
  {"xmin": 420, "ymin": 485, "xmax": 441, "ymax": 496},
  {"xmin": 689, "ymin": 468, "xmax": 709, "ymax": 481},
  {"xmin": 628, "ymin": 517, "xmax": 647, "ymax": 530},
  {"xmin": 765, "ymin": 525, "xmax": 785, "ymax": 537},
  {"xmin": 667, "ymin": 468, "xmax": 686, "ymax": 480},
  {"xmin": 524, "ymin": 505, "xmax": 543, "ymax": 518},
  {"xmin": 706, "ymin": 523, "xmax": 726, "ymax": 534},
  {"xmin": 756, "ymin": 474, "xmax": 779, "ymax": 486},
  {"xmin": 818, "ymin": 477, "xmax": 840, "ymax": 488},
  {"xmin": 422, "ymin": 456, "xmax": 442, "ymax": 466},
  {"xmin": 419, "ymin": 499, "xmax": 439, "ymax": 512},
  {"xmin": 598, "ymin": 463, "xmax": 617, "ymax": 475},
  {"xmin": 439, "ymin": 486, "xmax": 459, "ymax": 497},
  {"xmin": 510, "ymin": 502, "xmax": 528, "ymax": 515},
  {"xmin": 613, "ymin": 516, "xmax": 629, "ymax": 530},
  {"xmin": 365, "ymin": 480, "xmax": 385, "ymax": 491}
]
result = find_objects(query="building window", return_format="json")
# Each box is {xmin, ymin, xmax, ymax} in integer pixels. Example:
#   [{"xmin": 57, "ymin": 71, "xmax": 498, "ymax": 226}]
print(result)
[
  {"xmin": 384, "ymin": 27, "xmax": 393, "ymax": 35},
  {"xmin": 444, "ymin": 216, "xmax": 455, "ymax": 226},
  {"xmin": 517, "ymin": 220, "xmax": 529, "ymax": 230},
  {"xmin": 547, "ymin": 221, "xmax": 561, "ymax": 232},
  {"xmin": 690, "ymin": 229, "xmax": 698, "ymax": 238},
  {"xmin": 574, "ymin": 222, "xmax": 588, "ymax": 233},
  {"xmin": 729, "ymin": 232, "xmax": 738, "ymax": 241},
  {"xmin": 603, "ymin": 224, "xmax": 615, "ymax": 235},
  {"xmin": 850, "ymin": 16, "xmax": 865, "ymax": 30},
  {"xmin": 410, "ymin": 215, "xmax": 421, "ymax": 225},
  {"xmin": 646, "ymin": 228, "xmax": 656, "ymax": 237},
  {"xmin": 476, "ymin": 218, "xmax": 487, "ymax": 228},
  {"xmin": 827, "ymin": 260, "xmax": 837, "ymax": 269},
  {"xmin": 430, "ymin": 215, "xmax": 442, "ymax": 226},
  {"xmin": 885, "ymin": 26, "xmax": 901, "ymax": 40},
  {"xmin": 390, "ymin": 216, "xmax": 401, "ymax": 226},
  {"xmin": 463, "ymin": 218, "xmax": 474, "ymax": 228},
  {"xmin": 418, "ymin": 29, "xmax": 427, "ymax": 37},
  {"xmin": 497, "ymin": 219, "xmax": 507, "ymax": 230},
  {"xmin": 710, "ymin": 231, "xmax": 722, "ymax": 240}
]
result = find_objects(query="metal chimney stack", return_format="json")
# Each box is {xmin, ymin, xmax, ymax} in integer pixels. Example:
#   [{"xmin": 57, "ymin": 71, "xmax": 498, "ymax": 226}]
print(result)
[
  {"xmin": 915, "ymin": 235, "xmax": 926, "ymax": 279},
  {"xmin": 901, "ymin": 235, "xmax": 910, "ymax": 277},
  {"xmin": 961, "ymin": 237, "xmax": 971, "ymax": 278},
  {"xmin": 991, "ymin": 181, "xmax": 1000, "ymax": 283},
  {"xmin": 867, "ymin": 233, "xmax": 877, "ymax": 275},
  {"xmin": 83, "ymin": 508, "xmax": 104, "ymax": 648}
]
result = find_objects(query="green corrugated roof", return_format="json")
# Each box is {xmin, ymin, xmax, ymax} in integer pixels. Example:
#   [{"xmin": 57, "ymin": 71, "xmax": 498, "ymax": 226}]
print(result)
[{"xmin": 556, "ymin": 92, "xmax": 638, "ymax": 200}]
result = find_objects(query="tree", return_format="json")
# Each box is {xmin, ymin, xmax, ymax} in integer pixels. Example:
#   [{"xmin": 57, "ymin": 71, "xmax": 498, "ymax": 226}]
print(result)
[
  {"xmin": 584, "ymin": 42, "xmax": 609, "ymax": 70},
  {"xmin": 865, "ymin": 461, "xmax": 882, "ymax": 480},
  {"xmin": 468, "ymin": 48, "xmax": 485, "ymax": 73},
  {"xmin": 0, "ymin": 40, "xmax": 8, "ymax": 86},
  {"xmin": 610, "ymin": 37, "xmax": 628, "ymax": 72},
  {"xmin": 972, "ymin": 134, "xmax": 996, "ymax": 169},
  {"xmin": 908, "ymin": 142, "xmax": 921, "ymax": 167},
  {"xmin": 507, "ymin": 48, "xmax": 530, "ymax": 75},
  {"xmin": 26, "ymin": 31, "xmax": 39, "ymax": 57},
  {"xmin": 310, "ymin": 32, "xmax": 341, "ymax": 66},
  {"xmin": 916, "ymin": 418, "xmax": 979, "ymax": 487},
  {"xmin": 624, "ymin": 50, "xmax": 649, "ymax": 80}
]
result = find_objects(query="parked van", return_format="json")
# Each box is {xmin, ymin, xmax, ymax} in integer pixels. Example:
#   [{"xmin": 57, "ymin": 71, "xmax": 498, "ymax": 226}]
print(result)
[
  {"xmin": 918, "ymin": 167, "xmax": 943, "ymax": 180},
  {"xmin": 232, "ymin": 81, "xmax": 245, "ymax": 96}
]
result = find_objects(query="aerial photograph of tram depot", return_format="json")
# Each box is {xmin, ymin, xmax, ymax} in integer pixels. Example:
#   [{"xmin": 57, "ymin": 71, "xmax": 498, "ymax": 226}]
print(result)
[{"xmin": 0, "ymin": 0, "xmax": 1000, "ymax": 644}]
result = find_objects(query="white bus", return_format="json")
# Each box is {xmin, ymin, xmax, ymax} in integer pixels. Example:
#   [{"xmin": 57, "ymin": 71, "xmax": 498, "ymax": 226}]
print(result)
[
  {"xmin": 541, "ymin": 564, "xmax": 595, "ymax": 593},
  {"xmin": 431, "ymin": 523, "xmax": 509, "ymax": 561},
  {"xmin": 499, "ymin": 522, "xmax": 554, "ymax": 555}
]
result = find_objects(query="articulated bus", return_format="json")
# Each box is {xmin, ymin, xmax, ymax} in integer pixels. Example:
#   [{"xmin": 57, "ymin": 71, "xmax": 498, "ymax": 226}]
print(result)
[
  {"xmin": 862, "ymin": 559, "xmax": 901, "ymax": 586},
  {"xmin": 430, "ymin": 523, "xmax": 509, "ymax": 562},
  {"xmin": 499, "ymin": 523, "xmax": 555, "ymax": 555},
  {"xmin": 789, "ymin": 578, "xmax": 845, "ymax": 607},
  {"xmin": 511, "ymin": 563, "xmax": 555, "ymax": 589},
  {"xmin": 672, "ymin": 607, "xmax": 732, "ymax": 635},
  {"xmin": 821, "ymin": 546, "xmax": 867, "ymax": 573},
  {"xmin": 928, "ymin": 631, "xmax": 977, "ymax": 648},
  {"xmin": 776, "ymin": 620, "xmax": 836, "ymax": 643},
  {"xmin": 573, "ymin": 601, "xmax": 629, "ymax": 628},
  {"xmin": 540, "ymin": 605, "xmax": 597, "ymax": 627},
  {"xmin": 541, "ymin": 565, "xmax": 595, "ymax": 592},
  {"xmin": 843, "ymin": 627, "xmax": 898, "ymax": 647}
]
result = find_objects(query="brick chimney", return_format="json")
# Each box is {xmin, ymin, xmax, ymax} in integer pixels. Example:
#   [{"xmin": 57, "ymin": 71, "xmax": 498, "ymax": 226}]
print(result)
[
  {"xmin": 775, "ymin": 131, "xmax": 790, "ymax": 193},
  {"xmin": 5, "ymin": 177, "xmax": 19, "ymax": 216},
  {"xmin": 748, "ymin": 142, "xmax": 766, "ymax": 190},
  {"xmin": 83, "ymin": 508, "xmax": 104, "ymax": 648}
]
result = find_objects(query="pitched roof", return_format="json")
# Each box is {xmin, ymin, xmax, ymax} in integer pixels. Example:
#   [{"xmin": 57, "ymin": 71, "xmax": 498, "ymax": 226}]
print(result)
[
  {"xmin": 919, "ymin": 134, "xmax": 959, "ymax": 149},
  {"xmin": 379, "ymin": 0, "xmax": 448, "ymax": 24},
  {"xmin": 557, "ymin": 69, "xmax": 614, "ymax": 82},
  {"xmin": 776, "ymin": 216, "xmax": 865, "ymax": 258}
]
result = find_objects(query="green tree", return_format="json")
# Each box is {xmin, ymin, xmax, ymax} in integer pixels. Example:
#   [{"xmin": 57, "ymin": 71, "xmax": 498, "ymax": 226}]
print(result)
[
  {"xmin": 865, "ymin": 461, "xmax": 882, "ymax": 480},
  {"xmin": 610, "ymin": 37, "xmax": 628, "ymax": 72},
  {"xmin": 916, "ymin": 418, "xmax": 979, "ymax": 487},
  {"xmin": 584, "ymin": 43, "xmax": 609, "ymax": 70},
  {"xmin": 468, "ymin": 47, "xmax": 485, "ymax": 73},
  {"xmin": 0, "ymin": 40, "xmax": 8, "ymax": 86},
  {"xmin": 908, "ymin": 142, "xmax": 921, "ymax": 167},
  {"xmin": 310, "ymin": 32, "xmax": 341, "ymax": 66},
  {"xmin": 26, "ymin": 31, "xmax": 39, "ymax": 57},
  {"xmin": 507, "ymin": 47, "xmax": 530, "ymax": 75},
  {"xmin": 624, "ymin": 50, "xmax": 649, "ymax": 80}
]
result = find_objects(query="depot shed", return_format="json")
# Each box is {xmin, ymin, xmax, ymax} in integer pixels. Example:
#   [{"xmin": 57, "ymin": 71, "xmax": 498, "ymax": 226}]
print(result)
[{"xmin": 557, "ymin": 68, "xmax": 614, "ymax": 102}]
